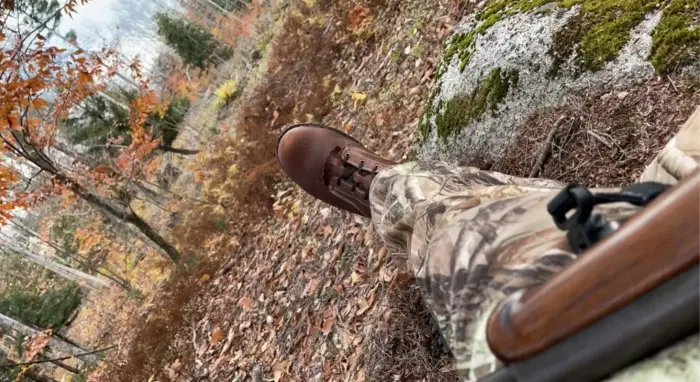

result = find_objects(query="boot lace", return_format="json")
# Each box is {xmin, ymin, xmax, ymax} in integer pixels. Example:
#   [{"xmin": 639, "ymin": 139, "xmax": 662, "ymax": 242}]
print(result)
[{"xmin": 335, "ymin": 153, "xmax": 379, "ymax": 200}]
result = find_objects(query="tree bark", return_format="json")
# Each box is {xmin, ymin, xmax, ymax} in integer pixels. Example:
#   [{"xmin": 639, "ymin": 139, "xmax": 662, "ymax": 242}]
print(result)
[
  {"xmin": 158, "ymin": 145, "xmax": 200, "ymax": 155},
  {"xmin": 4, "ymin": 132, "xmax": 182, "ymax": 263},
  {"xmin": 54, "ymin": 173, "xmax": 181, "ymax": 262},
  {"xmin": 1, "ymin": 244, "xmax": 110, "ymax": 290},
  {"xmin": 7, "ymin": 220, "xmax": 134, "ymax": 292},
  {"xmin": 0, "ymin": 315, "xmax": 99, "ymax": 365},
  {"xmin": 24, "ymin": 368, "xmax": 58, "ymax": 382}
]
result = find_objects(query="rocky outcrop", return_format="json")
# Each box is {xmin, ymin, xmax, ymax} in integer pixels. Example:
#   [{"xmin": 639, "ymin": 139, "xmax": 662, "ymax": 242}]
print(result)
[{"xmin": 418, "ymin": 0, "xmax": 700, "ymax": 164}]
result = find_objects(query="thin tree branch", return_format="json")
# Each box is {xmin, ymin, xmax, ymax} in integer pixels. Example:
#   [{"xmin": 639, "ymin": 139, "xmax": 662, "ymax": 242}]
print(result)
[{"xmin": 0, "ymin": 345, "xmax": 117, "ymax": 368}]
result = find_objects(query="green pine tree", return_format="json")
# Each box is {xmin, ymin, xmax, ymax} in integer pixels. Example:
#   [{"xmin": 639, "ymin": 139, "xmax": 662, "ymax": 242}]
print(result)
[
  {"xmin": 0, "ymin": 283, "xmax": 82, "ymax": 330},
  {"xmin": 62, "ymin": 89, "xmax": 193, "ymax": 160},
  {"xmin": 154, "ymin": 13, "xmax": 232, "ymax": 69}
]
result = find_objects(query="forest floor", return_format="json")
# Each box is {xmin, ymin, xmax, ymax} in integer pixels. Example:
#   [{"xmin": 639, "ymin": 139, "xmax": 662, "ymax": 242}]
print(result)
[
  {"xmin": 77, "ymin": 0, "xmax": 700, "ymax": 381},
  {"xmin": 86, "ymin": 1, "xmax": 462, "ymax": 381}
]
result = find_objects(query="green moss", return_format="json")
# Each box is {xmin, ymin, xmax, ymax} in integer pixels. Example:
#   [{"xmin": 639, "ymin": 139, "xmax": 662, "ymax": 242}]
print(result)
[
  {"xmin": 432, "ymin": 68, "xmax": 519, "ymax": 140},
  {"xmin": 650, "ymin": 0, "xmax": 700, "ymax": 73},
  {"xmin": 418, "ymin": 86, "xmax": 440, "ymax": 139},
  {"xmin": 444, "ymin": 0, "xmax": 696, "ymax": 77},
  {"xmin": 412, "ymin": 43, "xmax": 425, "ymax": 57},
  {"xmin": 574, "ymin": 0, "xmax": 660, "ymax": 71}
]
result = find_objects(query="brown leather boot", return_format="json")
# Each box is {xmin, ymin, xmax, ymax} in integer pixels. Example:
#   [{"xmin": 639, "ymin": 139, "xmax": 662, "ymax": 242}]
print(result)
[{"xmin": 276, "ymin": 124, "xmax": 395, "ymax": 217}]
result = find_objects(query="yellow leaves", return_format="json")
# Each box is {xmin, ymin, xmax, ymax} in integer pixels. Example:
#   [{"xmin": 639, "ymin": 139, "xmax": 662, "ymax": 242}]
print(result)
[
  {"xmin": 331, "ymin": 83, "xmax": 342, "ymax": 98},
  {"xmin": 74, "ymin": 227, "xmax": 102, "ymax": 254},
  {"xmin": 350, "ymin": 271, "xmax": 363, "ymax": 285},
  {"xmin": 351, "ymin": 91, "xmax": 367, "ymax": 103},
  {"xmin": 227, "ymin": 164, "xmax": 239, "ymax": 178},
  {"xmin": 351, "ymin": 91, "xmax": 368, "ymax": 109},
  {"xmin": 214, "ymin": 79, "xmax": 238, "ymax": 106}
]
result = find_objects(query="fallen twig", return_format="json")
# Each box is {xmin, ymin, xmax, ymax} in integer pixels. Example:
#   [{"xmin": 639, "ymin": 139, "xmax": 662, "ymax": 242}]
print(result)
[{"xmin": 530, "ymin": 115, "xmax": 567, "ymax": 178}]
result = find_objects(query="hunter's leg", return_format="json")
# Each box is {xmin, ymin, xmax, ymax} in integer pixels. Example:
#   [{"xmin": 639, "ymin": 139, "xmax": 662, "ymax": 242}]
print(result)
[{"xmin": 369, "ymin": 162, "xmax": 588, "ymax": 379}]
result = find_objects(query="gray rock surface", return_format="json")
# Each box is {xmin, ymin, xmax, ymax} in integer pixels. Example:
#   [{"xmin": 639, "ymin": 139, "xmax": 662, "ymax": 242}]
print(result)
[{"xmin": 419, "ymin": 3, "xmax": 698, "ymax": 164}]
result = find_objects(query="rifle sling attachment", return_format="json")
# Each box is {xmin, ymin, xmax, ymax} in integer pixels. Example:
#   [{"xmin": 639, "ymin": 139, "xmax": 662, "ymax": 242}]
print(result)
[{"xmin": 547, "ymin": 182, "xmax": 669, "ymax": 254}]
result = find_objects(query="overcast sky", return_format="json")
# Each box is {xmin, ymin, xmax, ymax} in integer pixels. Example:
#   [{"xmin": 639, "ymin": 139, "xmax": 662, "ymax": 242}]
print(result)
[{"xmin": 53, "ymin": 0, "xmax": 182, "ymax": 70}]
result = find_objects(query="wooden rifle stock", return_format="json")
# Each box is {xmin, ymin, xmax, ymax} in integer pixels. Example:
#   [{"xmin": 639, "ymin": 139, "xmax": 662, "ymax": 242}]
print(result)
[{"xmin": 487, "ymin": 169, "xmax": 700, "ymax": 362}]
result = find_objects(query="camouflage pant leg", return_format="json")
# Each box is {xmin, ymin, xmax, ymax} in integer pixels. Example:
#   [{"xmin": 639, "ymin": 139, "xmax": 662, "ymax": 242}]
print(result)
[{"xmin": 369, "ymin": 107, "xmax": 700, "ymax": 381}]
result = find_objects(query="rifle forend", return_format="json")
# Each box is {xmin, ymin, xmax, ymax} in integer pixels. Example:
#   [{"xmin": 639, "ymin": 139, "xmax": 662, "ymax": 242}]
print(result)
[{"xmin": 486, "ymin": 169, "xmax": 700, "ymax": 363}]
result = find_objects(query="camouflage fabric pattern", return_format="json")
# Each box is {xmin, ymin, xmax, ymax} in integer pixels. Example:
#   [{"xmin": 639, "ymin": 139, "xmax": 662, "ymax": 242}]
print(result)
[{"xmin": 369, "ymin": 107, "xmax": 700, "ymax": 381}]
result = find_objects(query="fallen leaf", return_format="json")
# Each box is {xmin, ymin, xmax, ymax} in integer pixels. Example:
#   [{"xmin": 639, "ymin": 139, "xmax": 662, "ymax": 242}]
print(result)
[
  {"xmin": 239, "ymin": 296, "xmax": 253, "ymax": 310},
  {"xmin": 356, "ymin": 297, "xmax": 371, "ymax": 316},
  {"xmin": 323, "ymin": 360, "xmax": 332, "ymax": 378},
  {"xmin": 273, "ymin": 360, "xmax": 290, "ymax": 382},
  {"xmin": 350, "ymin": 271, "xmax": 362, "ymax": 285},
  {"xmin": 364, "ymin": 225, "xmax": 374, "ymax": 245},
  {"xmin": 210, "ymin": 327, "xmax": 224, "ymax": 345},
  {"xmin": 322, "ymin": 225, "xmax": 333, "ymax": 239},
  {"xmin": 376, "ymin": 247, "xmax": 388, "ymax": 266},
  {"xmin": 305, "ymin": 279, "xmax": 320, "ymax": 296},
  {"xmin": 301, "ymin": 246, "xmax": 313, "ymax": 259},
  {"xmin": 200, "ymin": 274, "xmax": 211, "ymax": 282},
  {"xmin": 322, "ymin": 316, "xmax": 335, "ymax": 336},
  {"xmin": 374, "ymin": 113, "xmax": 385, "ymax": 127},
  {"xmin": 24, "ymin": 330, "xmax": 51, "ymax": 361},
  {"xmin": 351, "ymin": 92, "xmax": 368, "ymax": 108},
  {"xmin": 340, "ymin": 328, "xmax": 354, "ymax": 347},
  {"xmin": 332, "ymin": 84, "xmax": 342, "ymax": 97}
]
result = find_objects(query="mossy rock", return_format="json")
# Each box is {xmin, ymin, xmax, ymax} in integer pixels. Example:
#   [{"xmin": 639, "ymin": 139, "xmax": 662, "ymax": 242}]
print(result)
[{"xmin": 417, "ymin": 0, "xmax": 699, "ymax": 164}]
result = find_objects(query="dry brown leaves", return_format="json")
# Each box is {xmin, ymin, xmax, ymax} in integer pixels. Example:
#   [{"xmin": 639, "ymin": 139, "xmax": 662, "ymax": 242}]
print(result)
[
  {"xmin": 499, "ymin": 77, "xmax": 700, "ymax": 187},
  {"xmin": 100, "ymin": 0, "xmax": 459, "ymax": 381}
]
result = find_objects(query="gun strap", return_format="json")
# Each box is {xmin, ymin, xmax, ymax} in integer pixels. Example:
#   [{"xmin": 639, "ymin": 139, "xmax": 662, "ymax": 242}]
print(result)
[{"xmin": 547, "ymin": 182, "xmax": 669, "ymax": 254}]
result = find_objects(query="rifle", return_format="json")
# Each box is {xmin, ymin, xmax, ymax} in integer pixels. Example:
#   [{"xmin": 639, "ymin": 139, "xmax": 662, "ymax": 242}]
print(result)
[{"xmin": 480, "ymin": 169, "xmax": 700, "ymax": 382}]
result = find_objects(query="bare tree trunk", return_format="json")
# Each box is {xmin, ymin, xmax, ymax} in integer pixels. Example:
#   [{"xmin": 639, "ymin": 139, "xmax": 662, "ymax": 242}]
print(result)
[
  {"xmin": 0, "ymin": 315, "xmax": 99, "ymax": 365},
  {"xmin": 39, "ymin": 355, "xmax": 79, "ymax": 374},
  {"xmin": 54, "ymin": 173, "xmax": 181, "ymax": 262},
  {"xmin": 7, "ymin": 219, "xmax": 134, "ymax": 292},
  {"xmin": 1, "ymin": 244, "xmax": 110, "ymax": 290},
  {"xmin": 6, "ymin": 129, "xmax": 182, "ymax": 263}
]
